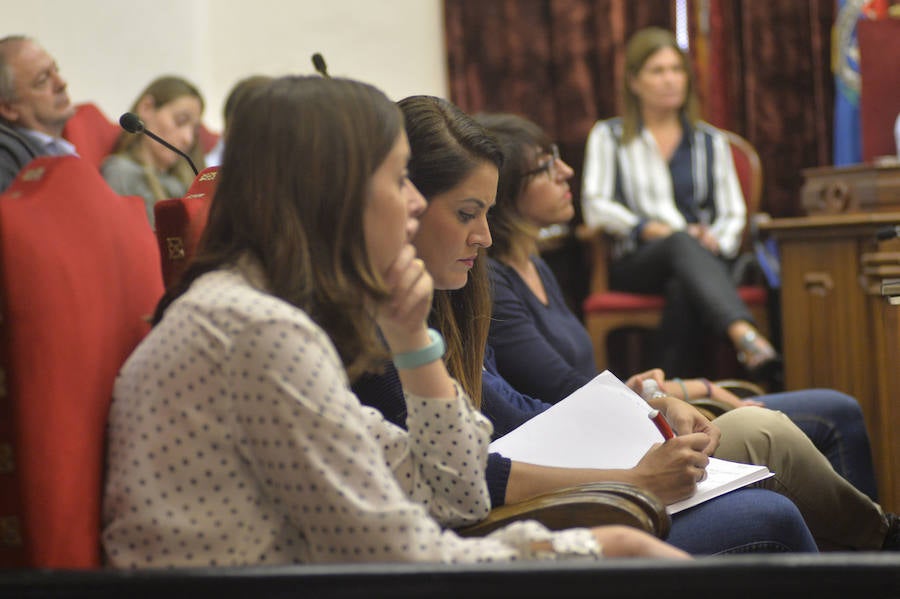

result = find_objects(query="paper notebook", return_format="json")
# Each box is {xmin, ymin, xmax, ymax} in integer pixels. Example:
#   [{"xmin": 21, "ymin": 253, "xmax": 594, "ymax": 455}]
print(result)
[{"xmin": 489, "ymin": 370, "xmax": 772, "ymax": 514}]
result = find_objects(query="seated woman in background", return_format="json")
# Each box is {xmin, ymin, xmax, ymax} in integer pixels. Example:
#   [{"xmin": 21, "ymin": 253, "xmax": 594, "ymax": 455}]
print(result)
[
  {"xmin": 101, "ymin": 75, "xmax": 686, "ymax": 568},
  {"xmin": 580, "ymin": 26, "xmax": 776, "ymax": 379},
  {"xmin": 479, "ymin": 111, "xmax": 880, "ymax": 503},
  {"xmin": 353, "ymin": 95, "xmax": 897, "ymax": 552},
  {"xmin": 355, "ymin": 94, "xmax": 826, "ymax": 555},
  {"xmin": 102, "ymin": 75, "xmax": 205, "ymax": 226}
]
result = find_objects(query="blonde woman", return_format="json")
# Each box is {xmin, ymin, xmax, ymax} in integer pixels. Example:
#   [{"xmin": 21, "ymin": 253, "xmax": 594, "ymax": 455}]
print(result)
[
  {"xmin": 102, "ymin": 75, "xmax": 204, "ymax": 226},
  {"xmin": 581, "ymin": 27, "xmax": 776, "ymax": 378}
]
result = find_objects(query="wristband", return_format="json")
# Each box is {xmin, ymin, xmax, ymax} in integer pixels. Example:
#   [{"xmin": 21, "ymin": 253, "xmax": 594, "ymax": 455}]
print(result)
[
  {"xmin": 699, "ymin": 377, "xmax": 713, "ymax": 398},
  {"xmin": 392, "ymin": 328, "xmax": 445, "ymax": 370},
  {"xmin": 673, "ymin": 377, "xmax": 690, "ymax": 400}
]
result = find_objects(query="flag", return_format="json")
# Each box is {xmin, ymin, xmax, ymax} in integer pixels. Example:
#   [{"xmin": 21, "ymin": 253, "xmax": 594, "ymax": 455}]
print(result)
[
  {"xmin": 832, "ymin": 0, "xmax": 888, "ymax": 166},
  {"xmin": 833, "ymin": 0, "xmax": 864, "ymax": 165}
]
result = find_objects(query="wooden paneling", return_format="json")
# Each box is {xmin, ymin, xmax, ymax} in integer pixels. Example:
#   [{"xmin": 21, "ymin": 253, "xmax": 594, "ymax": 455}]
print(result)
[{"xmin": 764, "ymin": 213, "xmax": 900, "ymax": 511}]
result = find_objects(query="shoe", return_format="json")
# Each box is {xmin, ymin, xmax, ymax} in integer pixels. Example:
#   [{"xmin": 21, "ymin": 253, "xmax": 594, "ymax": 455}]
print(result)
[
  {"xmin": 882, "ymin": 512, "xmax": 900, "ymax": 550},
  {"xmin": 736, "ymin": 328, "xmax": 781, "ymax": 380}
]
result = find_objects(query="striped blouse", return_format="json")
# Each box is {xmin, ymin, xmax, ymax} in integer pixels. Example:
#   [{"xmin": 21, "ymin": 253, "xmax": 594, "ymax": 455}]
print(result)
[{"xmin": 581, "ymin": 118, "xmax": 746, "ymax": 259}]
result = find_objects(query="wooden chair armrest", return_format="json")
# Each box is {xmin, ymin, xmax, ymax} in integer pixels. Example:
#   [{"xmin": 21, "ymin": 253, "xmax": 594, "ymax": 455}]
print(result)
[
  {"xmin": 455, "ymin": 482, "xmax": 670, "ymax": 539},
  {"xmin": 573, "ymin": 223, "xmax": 597, "ymax": 242},
  {"xmin": 574, "ymin": 224, "xmax": 613, "ymax": 294},
  {"xmin": 687, "ymin": 397, "xmax": 734, "ymax": 419},
  {"xmin": 714, "ymin": 378, "xmax": 766, "ymax": 398}
]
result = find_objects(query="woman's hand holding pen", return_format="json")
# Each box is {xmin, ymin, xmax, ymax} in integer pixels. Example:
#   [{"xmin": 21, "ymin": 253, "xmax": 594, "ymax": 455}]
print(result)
[
  {"xmin": 650, "ymin": 395, "xmax": 721, "ymax": 456},
  {"xmin": 630, "ymin": 435, "xmax": 712, "ymax": 503}
]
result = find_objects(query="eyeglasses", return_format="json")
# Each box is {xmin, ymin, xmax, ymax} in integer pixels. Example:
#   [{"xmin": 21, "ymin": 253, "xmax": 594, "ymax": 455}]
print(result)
[{"xmin": 523, "ymin": 144, "xmax": 560, "ymax": 181}]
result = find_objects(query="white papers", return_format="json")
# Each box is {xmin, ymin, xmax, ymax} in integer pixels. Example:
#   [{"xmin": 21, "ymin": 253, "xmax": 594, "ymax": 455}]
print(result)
[
  {"xmin": 667, "ymin": 457, "xmax": 773, "ymax": 514},
  {"xmin": 489, "ymin": 371, "xmax": 772, "ymax": 514}
]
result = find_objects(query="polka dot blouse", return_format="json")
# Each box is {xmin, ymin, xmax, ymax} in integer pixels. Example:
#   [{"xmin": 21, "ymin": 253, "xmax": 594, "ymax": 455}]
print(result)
[{"xmin": 102, "ymin": 258, "xmax": 602, "ymax": 567}]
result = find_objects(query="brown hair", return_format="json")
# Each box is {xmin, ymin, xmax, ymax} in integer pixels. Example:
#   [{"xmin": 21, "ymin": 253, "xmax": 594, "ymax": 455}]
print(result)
[
  {"xmin": 399, "ymin": 95, "xmax": 503, "ymax": 408},
  {"xmin": 621, "ymin": 27, "xmax": 699, "ymax": 143},
  {"xmin": 154, "ymin": 76, "xmax": 404, "ymax": 381},
  {"xmin": 474, "ymin": 112, "xmax": 552, "ymax": 263},
  {"xmin": 112, "ymin": 75, "xmax": 206, "ymax": 200},
  {"xmin": 222, "ymin": 75, "xmax": 273, "ymax": 133}
]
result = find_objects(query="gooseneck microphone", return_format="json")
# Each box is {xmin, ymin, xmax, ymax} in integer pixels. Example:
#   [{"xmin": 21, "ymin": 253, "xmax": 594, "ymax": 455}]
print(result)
[
  {"xmin": 118, "ymin": 112, "xmax": 199, "ymax": 175},
  {"xmin": 312, "ymin": 53, "xmax": 330, "ymax": 78}
]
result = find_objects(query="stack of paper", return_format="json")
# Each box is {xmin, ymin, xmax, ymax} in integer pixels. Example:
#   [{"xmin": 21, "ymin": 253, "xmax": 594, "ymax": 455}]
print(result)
[{"xmin": 489, "ymin": 371, "xmax": 772, "ymax": 514}]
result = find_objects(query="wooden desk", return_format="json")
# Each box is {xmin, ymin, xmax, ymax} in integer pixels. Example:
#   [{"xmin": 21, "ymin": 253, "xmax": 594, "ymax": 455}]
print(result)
[{"xmin": 763, "ymin": 212, "xmax": 900, "ymax": 511}]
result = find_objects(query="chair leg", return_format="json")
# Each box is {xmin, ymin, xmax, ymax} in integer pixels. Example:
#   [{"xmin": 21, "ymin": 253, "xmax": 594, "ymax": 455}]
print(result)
[{"xmin": 585, "ymin": 318, "xmax": 610, "ymax": 373}]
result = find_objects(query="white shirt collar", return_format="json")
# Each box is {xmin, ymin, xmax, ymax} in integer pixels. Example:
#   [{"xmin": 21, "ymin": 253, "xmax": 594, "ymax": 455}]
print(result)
[{"xmin": 19, "ymin": 127, "xmax": 78, "ymax": 157}]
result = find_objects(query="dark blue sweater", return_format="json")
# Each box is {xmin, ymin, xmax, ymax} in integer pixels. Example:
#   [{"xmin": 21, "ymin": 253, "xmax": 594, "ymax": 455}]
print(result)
[{"xmin": 487, "ymin": 257, "xmax": 597, "ymax": 403}]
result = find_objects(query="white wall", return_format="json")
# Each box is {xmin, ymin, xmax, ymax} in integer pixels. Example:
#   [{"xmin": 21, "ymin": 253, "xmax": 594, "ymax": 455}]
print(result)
[{"xmin": 4, "ymin": 0, "xmax": 448, "ymax": 131}]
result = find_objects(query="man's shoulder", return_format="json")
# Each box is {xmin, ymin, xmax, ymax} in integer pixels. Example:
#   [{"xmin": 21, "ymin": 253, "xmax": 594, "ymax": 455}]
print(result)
[
  {"xmin": 0, "ymin": 123, "xmax": 47, "ymax": 192},
  {"xmin": 0, "ymin": 122, "xmax": 43, "ymax": 163}
]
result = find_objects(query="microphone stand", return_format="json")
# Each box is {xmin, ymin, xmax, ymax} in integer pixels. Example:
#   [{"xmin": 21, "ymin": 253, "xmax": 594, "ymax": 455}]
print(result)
[{"xmin": 143, "ymin": 129, "xmax": 199, "ymax": 176}]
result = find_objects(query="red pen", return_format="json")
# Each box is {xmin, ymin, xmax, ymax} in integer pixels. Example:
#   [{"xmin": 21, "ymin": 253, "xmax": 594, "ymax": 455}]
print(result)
[
  {"xmin": 648, "ymin": 408, "xmax": 676, "ymax": 440},
  {"xmin": 641, "ymin": 379, "xmax": 676, "ymax": 440}
]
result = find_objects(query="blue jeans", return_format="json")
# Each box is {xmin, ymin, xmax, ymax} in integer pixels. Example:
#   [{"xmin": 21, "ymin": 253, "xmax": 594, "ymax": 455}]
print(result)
[
  {"xmin": 759, "ymin": 390, "xmax": 879, "ymax": 502},
  {"xmin": 667, "ymin": 488, "xmax": 818, "ymax": 554}
]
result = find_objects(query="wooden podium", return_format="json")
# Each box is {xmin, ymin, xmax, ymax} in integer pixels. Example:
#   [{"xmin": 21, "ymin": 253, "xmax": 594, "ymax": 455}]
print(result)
[
  {"xmin": 800, "ymin": 162, "xmax": 900, "ymax": 215},
  {"xmin": 764, "ymin": 163, "xmax": 900, "ymax": 511}
]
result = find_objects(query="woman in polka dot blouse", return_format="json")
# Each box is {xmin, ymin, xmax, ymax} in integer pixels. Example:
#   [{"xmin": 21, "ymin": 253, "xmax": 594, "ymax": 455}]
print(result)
[{"xmin": 101, "ymin": 76, "xmax": 687, "ymax": 568}]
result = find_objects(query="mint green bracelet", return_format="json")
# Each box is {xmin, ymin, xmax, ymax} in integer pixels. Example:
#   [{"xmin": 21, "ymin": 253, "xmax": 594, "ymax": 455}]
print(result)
[
  {"xmin": 392, "ymin": 328, "xmax": 446, "ymax": 369},
  {"xmin": 673, "ymin": 377, "xmax": 690, "ymax": 400}
]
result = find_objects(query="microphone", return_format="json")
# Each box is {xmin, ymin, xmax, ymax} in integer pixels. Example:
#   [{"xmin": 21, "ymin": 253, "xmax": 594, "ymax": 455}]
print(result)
[
  {"xmin": 312, "ymin": 53, "xmax": 330, "ymax": 78},
  {"xmin": 876, "ymin": 225, "xmax": 900, "ymax": 241},
  {"xmin": 118, "ymin": 112, "xmax": 199, "ymax": 175}
]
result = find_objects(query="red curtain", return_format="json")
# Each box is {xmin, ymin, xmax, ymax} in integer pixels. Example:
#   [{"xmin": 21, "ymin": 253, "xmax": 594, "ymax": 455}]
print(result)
[
  {"xmin": 445, "ymin": 0, "xmax": 835, "ymax": 217},
  {"xmin": 445, "ymin": 0, "xmax": 673, "ymax": 207},
  {"xmin": 689, "ymin": 0, "xmax": 834, "ymax": 216}
]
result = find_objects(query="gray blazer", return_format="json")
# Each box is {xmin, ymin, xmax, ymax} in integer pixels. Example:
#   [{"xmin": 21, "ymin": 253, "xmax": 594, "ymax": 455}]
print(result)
[{"xmin": 0, "ymin": 122, "xmax": 45, "ymax": 193}]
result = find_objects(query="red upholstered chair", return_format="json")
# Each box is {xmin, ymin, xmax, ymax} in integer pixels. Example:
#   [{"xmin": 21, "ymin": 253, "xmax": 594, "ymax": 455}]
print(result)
[
  {"xmin": 578, "ymin": 130, "xmax": 769, "ymax": 374},
  {"xmin": 197, "ymin": 123, "xmax": 220, "ymax": 155},
  {"xmin": 154, "ymin": 166, "xmax": 219, "ymax": 288},
  {"xmin": 0, "ymin": 156, "xmax": 164, "ymax": 568},
  {"xmin": 61, "ymin": 103, "xmax": 120, "ymax": 169}
]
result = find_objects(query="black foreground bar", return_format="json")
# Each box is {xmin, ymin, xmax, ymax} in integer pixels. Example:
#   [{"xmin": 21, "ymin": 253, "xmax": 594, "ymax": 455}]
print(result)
[{"xmin": 2, "ymin": 554, "xmax": 900, "ymax": 599}]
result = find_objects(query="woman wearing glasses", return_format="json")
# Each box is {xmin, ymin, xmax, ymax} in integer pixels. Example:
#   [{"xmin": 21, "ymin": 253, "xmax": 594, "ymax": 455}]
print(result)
[
  {"xmin": 477, "ymin": 111, "xmax": 899, "ymax": 551},
  {"xmin": 580, "ymin": 27, "xmax": 777, "ymax": 379}
]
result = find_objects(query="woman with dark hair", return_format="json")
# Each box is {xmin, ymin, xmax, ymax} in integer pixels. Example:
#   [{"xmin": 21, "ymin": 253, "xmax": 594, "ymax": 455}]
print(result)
[
  {"xmin": 102, "ymin": 75, "xmax": 205, "ymax": 226},
  {"xmin": 205, "ymin": 74, "xmax": 273, "ymax": 167},
  {"xmin": 354, "ymin": 95, "xmax": 826, "ymax": 555},
  {"xmin": 482, "ymin": 110, "xmax": 881, "ymax": 500},
  {"xmin": 101, "ymin": 76, "xmax": 685, "ymax": 568},
  {"xmin": 581, "ymin": 27, "xmax": 777, "ymax": 377},
  {"xmin": 477, "ymin": 110, "xmax": 899, "ymax": 551}
]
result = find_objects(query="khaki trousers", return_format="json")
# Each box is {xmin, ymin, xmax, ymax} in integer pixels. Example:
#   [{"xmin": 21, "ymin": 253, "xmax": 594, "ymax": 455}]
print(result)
[{"xmin": 713, "ymin": 407, "xmax": 886, "ymax": 550}]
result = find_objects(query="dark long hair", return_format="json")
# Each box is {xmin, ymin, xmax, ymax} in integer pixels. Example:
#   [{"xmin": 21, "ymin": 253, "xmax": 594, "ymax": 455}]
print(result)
[
  {"xmin": 154, "ymin": 76, "xmax": 403, "ymax": 380},
  {"xmin": 398, "ymin": 95, "xmax": 503, "ymax": 408},
  {"xmin": 474, "ymin": 112, "xmax": 552, "ymax": 263}
]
